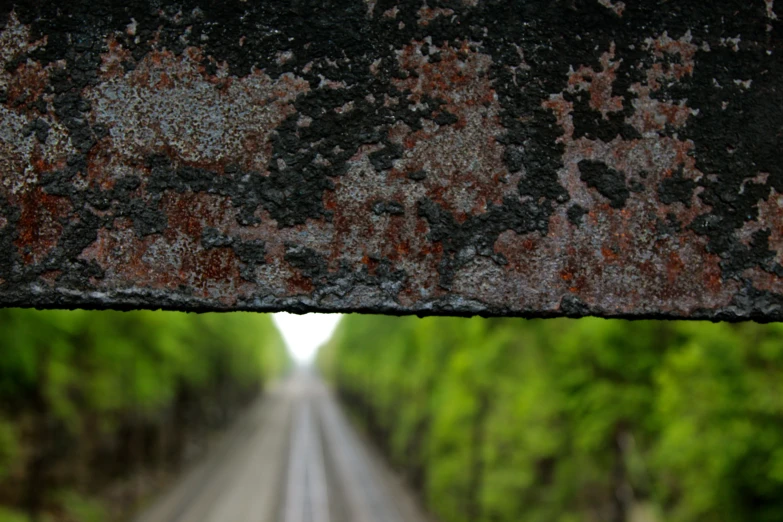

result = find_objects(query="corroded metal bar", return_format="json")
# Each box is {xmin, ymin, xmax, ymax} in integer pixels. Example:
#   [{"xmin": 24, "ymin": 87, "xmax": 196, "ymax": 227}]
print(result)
[{"xmin": 0, "ymin": 1, "xmax": 781, "ymax": 320}]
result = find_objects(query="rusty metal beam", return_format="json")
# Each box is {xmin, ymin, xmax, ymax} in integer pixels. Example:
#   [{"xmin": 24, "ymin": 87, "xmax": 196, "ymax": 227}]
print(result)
[{"xmin": 0, "ymin": 1, "xmax": 781, "ymax": 320}]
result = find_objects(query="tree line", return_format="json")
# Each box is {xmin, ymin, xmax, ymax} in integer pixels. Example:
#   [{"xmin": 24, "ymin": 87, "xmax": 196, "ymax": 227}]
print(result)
[
  {"xmin": 319, "ymin": 316, "xmax": 783, "ymax": 522},
  {"xmin": 0, "ymin": 309, "xmax": 288, "ymax": 522}
]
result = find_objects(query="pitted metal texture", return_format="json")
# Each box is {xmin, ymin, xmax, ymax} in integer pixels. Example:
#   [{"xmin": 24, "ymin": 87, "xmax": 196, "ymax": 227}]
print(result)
[{"xmin": 0, "ymin": 0, "xmax": 781, "ymax": 320}]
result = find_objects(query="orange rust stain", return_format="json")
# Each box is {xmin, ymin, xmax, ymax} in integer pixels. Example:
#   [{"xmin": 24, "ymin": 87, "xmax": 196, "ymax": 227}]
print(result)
[
  {"xmin": 155, "ymin": 71, "xmax": 174, "ymax": 89},
  {"xmin": 14, "ymin": 188, "xmax": 71, "ymax": 264},
  {"xmin": 29, "ymin": 147, "xmax": 63, "ymax": 175},
  {"xmin": 361, "ymin": 255, "xmax": 381, "ymax": 275},
  {"xmin": 5, "ymin": 61, "xmax": 49, "ymax": 108},
  {"xmin": 742, "ymin": 268, "xmax": 783, "ymax": 294},
  {"xmin": 150, "ymin": 191, "xmax": 242, "ymax": 291},
  {"xmin": 420, "ymin": 242, "xmax": 443, "ymax": 256},
  {"xmin": 395, "ymin": 242, "xmax": 410, "ymax": 255},
  {"xmin": 287, "ymin": 273, "xmax": 315, "ymax": 293},
  {"xmin": 85, "ymin": 142, "xmax": 122, "ymax": 190},
  {"xmin": 185, "ymin": 248, "xmax": 237, "ymax": 287},
  {"xmin": 706, "ymin": 271, "xmax": 722, "ymax": 293},
  {"xmin": 163, "ymin": 192, "xmax": 207, "ymax": 240},
  {"xmin": 387, "ymin": 168, "xmax": 406, "ymax": 181},
  {"xmin": 130, "ymin": 69, "xmax": 150, "ymax": 87},
  {"xmin": 99, "ymin": 37, "xmax": 134, "ymax": 79},
  {"xmin": 666, "ymin": 251, "xmax": 685, "ymax": 284},
  {"xmin": 601, "ymin": 246, "xmax": 619, "ymax": 262},
  {"xmin": 150, "ymin": 51, "xmax": 165, "ymax": 66},
  {"xmin": 393, "ymin": 41, "xmax": 485, "ymax": 104},
  {"xmin": 39, "ymin": 270, "xmax": 62, "ymax": 286}
]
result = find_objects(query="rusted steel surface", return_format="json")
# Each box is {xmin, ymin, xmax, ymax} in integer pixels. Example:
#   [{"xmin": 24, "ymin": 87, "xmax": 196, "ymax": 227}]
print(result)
[{"xmin": 0, "ymin": 1, "xmax": 781, "ymax": 320}]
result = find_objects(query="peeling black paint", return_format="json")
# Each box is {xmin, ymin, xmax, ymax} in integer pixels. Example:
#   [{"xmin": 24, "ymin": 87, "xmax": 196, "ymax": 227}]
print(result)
[
  {"xmin": 407, "ymin": 170, "xmax": 427, "ymax": 181},
  {"xmin": 658, "ymin": 167, "xmax": 696, "ymax": 207},
  {"xmin": 372, "ymin": 201, "xmax": 406, "ymax": 216},
  {"xmin": 578, "ymin": 160, "xmax": 630, "ymax": 209},
  {"xmin": 418, "ymin": 196, "xmax": 547, "ymax": 289},
  {"xmin": 0, "ymin": 0, "xmax": 781, "ymax": 320},
  {"xmin": 567, "ymin": 204, "xmax": 588, "ymax": 226}
]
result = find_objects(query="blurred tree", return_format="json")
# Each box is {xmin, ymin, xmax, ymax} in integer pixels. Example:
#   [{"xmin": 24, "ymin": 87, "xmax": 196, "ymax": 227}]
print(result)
[
  {"xmin": 0, "ymin": 309, "xmax": 288, "ymax": 522},
  {"xmin": 321, "ymin": 316, "xmax": 783, "ymax": 522}
]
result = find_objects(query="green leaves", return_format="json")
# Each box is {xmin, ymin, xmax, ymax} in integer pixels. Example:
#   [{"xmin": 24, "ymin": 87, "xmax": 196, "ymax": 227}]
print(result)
[
  {"xmin": 323, "ymin": 316, "xmax": 783, "ymax": 522},
  {"xmin": 0, "ymin": 309, "xmax": 289, "ymax": 521},
  {"xmin": 0, "ymin": 419, "xmax": 18, "ymax": 481}
]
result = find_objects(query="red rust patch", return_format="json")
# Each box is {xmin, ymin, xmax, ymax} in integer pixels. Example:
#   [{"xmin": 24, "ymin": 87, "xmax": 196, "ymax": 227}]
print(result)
[
  {"xmin": 387, "ymin": 42, "xmax": 513, "ymax": 220},
  {"xmin": 38, "ymin": 270, "xmax": 62, "ymax": 287},
  {"xmin": 98, "ymin": 37, "xmax": 133, "ymax": 80},
  {"xmin": 4, "ymin": 60, "xmax": 49, "ymax": 110},
  {"xmin": 287, "ymin": 272, "xmax": 315, "ymax": 293},
  {"xmin": 79, "ymin": 192, "xmax": 248, "ymax": 302},
  {"xmin": 567, "ymin": 43, "xmax": 624, "ymax": 118},
  {"xmin": 14, "ymin": 188, "xmax": 71, "ymax": 264}
]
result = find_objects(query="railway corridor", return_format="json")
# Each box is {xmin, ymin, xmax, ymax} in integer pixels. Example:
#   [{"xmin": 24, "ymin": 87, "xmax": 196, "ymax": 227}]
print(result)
[{"xmin": 134, "ymin": 371, "xmax": 431, "ymax": 522}]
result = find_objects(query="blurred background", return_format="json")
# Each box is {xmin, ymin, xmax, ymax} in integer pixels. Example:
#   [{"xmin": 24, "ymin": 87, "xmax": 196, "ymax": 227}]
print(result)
[
  {"xmin": 321, "ymin": 316, "xmax": 783, "ymax": 522},
  {"xmin": 0, "ymin": 309, "xmax": 289, "ymax": 522},
  {"xmin": 0, "ymin": 310, "xmax": 782, "ymax": 522}
]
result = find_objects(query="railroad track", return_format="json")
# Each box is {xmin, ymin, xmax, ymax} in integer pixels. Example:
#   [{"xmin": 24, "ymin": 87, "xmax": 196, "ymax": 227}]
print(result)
[{"xmin": 133, "ymin": 371, "xmax": 431, "ymax": 522}]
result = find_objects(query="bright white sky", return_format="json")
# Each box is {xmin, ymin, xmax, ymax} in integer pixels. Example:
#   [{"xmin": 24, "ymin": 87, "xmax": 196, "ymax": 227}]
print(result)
[{"xmin": 272, "ymin": 312, "xmax": 342, "ymax": 364}]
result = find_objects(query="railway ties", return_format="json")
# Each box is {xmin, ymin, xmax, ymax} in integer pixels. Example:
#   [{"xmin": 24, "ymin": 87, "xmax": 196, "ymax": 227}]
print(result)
[
  {"xmin": 283, "ymin": 398, "xmax": 330, "ymax": 522},
  {"xmin": 134, "ymin": 372, "xmax": 431, "ymax": 522}
]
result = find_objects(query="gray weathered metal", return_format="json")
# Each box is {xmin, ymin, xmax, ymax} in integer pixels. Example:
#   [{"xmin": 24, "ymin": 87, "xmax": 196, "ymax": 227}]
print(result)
[{"xmin": 0, "ymin": 1, "xmax": 781, "ymax": 320}]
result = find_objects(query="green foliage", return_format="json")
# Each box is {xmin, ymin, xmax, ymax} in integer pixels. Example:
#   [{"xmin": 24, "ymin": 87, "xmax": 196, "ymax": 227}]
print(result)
[
  {"xmin": 321, "ymin": 316, "xmax": 783, "ymax": 522},
  {"xmin": 53, "ymin": 491, "xmax": 105, "ymax": 522},
  {"xmin": 0, "ymin": 309, "xmax": 288, "ymax": 522},
  {"xmin": 0, "ymin": 507, "xmax": 30, "ymax": 522},
  {"xmin": 0, "ymin": 419, "xmax": 18, "ymax": 481}
]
